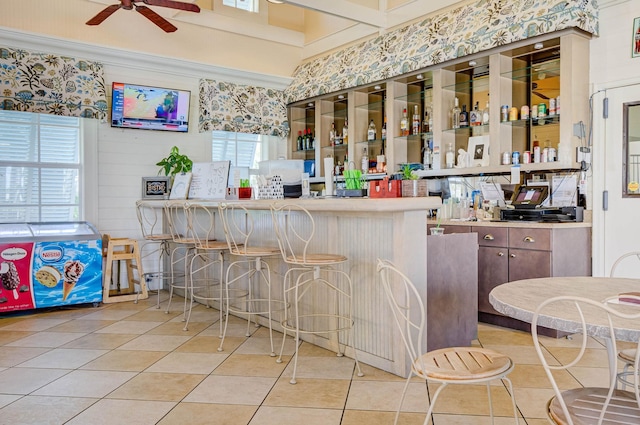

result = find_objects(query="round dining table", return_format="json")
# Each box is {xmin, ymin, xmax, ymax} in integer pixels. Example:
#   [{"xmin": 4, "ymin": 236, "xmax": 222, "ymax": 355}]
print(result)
[
  {"xmin": 490, "ymin": 276, "xmax": 640, "ymax": 380},
  {"xmin": 490, "ymin": 276, "xmax": 640, "ymax": 341}
]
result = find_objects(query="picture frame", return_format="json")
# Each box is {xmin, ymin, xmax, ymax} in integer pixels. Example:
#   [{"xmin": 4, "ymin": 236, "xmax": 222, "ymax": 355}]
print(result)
[
  {"xmin": 633, "ymin": 17, "xmax": 640, "ymax": 58},
  {"xmin": 467, "ymin": 135, "xmax": 490, "ymax": 167},
  {"xmin": 169, "ymin": 173, "xmax": 192, "ymax": 200},
  {"xmin": 141, "ymin": 176, "xmax": 170, "ymax": 199}
]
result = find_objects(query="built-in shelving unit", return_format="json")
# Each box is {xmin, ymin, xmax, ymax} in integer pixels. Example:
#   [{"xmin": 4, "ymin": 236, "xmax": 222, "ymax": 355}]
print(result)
[{"xmin": 287, "ymin": 29, "xmax": 590, "ymax": 181}]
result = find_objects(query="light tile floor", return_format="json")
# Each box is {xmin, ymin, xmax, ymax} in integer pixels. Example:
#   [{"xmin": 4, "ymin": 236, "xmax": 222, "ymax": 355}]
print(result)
[{"xmin": 0, "ymin": 292, "xmax": 617, "ymax": 425}]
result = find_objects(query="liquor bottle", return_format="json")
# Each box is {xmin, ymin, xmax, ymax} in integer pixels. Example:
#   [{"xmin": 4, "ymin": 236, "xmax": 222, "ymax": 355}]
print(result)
[
  {"xmin": 342, "ymin": 119, "xmax": 348, "ymax": 145},
  {"xmin": 361, "ymin": 147, "xmax": 369, "ymax": 174},
  {"xmin": 412, "ymin": 105, "xmax": 420, "ymax": 135},
  {"xmin": 452, "ymin": 98, "xmax": 461, "ymax": 129},
  {"xmin": 400, "ymin": 108, "xmax": 409, "ymax": 136},
  {"xmin": 423, "ymin": 142, "xmax": 432, "ymax": 170},
  {"xmin": 309, "ymin": 129, "xmax": 314, "ymax": 149},
  {"xmin": 459, "ymin": 104, "xmax": 468, "ymax": 128},
  {"xmin": 470, "ymin": 102, "xmax": 480, "ymax": 126},
  {"xmin": 367, "ymin": 119, "xmax": 376, "ymax": 141},
  {"xmin": 381, "ymin": 115, "xmax": 387, "ymax": 141},
  {"xmin": 329, "ymin": 123, "xmax": 336, "ymax": 146},
  {"xmin": 423, "ymin": 104, "xmax": 432, "ymax": 133},
  {"xmin": 297, "ymin": 130, "xmax": 303, "ymax": 151},
  {"xmin": 482, "ymin": 101, "xmax": 490, "ymax": 125},
  {"xmin": 445, "ymin": 142, "xmax": 455, "ymax": 169}
]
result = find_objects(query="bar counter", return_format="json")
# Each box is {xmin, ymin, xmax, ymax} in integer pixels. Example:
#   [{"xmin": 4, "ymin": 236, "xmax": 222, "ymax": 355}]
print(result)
[{"xmin": 146, "ymin": 196, "xmax": 443, "ymax": 376}]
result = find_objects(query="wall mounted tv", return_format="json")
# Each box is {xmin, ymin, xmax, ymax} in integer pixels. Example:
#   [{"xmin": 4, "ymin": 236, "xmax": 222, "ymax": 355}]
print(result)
[{"xmin": 111, "ymin": 82, "xmax": 191, "ymax": 133}]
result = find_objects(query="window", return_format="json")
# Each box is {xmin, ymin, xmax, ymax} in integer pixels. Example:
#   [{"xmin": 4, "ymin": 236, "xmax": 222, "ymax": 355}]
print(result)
[
  {"xmin": 222, "ymin": 0, "xmax": 259, "ymax": 13},
  {"xmin": 0, "ymin": 110, "xmax": 82, "ymax": 223},
  {"xmin": 212, "ymin": 131, "xmax": 262, "ymax": 170}
]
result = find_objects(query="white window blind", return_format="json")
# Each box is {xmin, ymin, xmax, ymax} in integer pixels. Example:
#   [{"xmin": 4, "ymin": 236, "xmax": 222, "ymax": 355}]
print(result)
[
  {"xmin": 212, "ymin": 131, "xmax": 261, "ymax": 169},
  {"xmin": 0, "ymin": 110, "xmax": 82, "ymax": 223},
  {"xmin": 222, "ymin": 0, "xmax": 258, "ymax": 13}
]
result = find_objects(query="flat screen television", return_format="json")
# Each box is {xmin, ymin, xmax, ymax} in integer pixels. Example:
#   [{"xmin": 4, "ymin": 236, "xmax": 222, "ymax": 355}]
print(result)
[{"xmin": 111, "ymin": 82, "xmax": 191, "ymax": 132}]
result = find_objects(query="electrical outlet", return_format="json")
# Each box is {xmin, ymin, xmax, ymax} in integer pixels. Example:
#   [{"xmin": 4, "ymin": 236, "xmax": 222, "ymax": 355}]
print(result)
[{"xmin": 577, "ymin": 146, "xmax": 591, "ymax": 163}]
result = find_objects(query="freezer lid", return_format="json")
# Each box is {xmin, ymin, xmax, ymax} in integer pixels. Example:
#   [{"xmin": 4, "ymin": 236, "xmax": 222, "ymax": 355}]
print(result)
[
  {"xmin": 0, "ymin": 223, "xmax": 34, "ymax": 239},
  {"xmin": 0, "ymin": 222, "xmax": 100, "ymax": 242}
]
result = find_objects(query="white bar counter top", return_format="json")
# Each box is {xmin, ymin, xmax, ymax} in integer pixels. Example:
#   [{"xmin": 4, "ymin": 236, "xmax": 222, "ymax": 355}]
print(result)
[{"xmin": 151, "ymin": 195, "xmax": 442, "ymax": 212}]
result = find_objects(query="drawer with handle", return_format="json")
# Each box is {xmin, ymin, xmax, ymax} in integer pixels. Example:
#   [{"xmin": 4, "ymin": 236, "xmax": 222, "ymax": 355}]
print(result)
[
  {"xmin": 473, "ymin": 226, "xmax": 508, "ymax": 247},
  {"xmin": 508, "ymin": 228, "xmax": 551, "ymax": 250}
]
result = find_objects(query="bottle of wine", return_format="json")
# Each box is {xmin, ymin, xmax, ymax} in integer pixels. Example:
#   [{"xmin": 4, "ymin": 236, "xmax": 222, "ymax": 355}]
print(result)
[
  {"xmin": 412, "ymin": 105, "xmax": 420, "ymax": 135},
  {"xmin": 367, "ymin": 119, "xmax": 376, "ymax": 141},
  {"xmin": 400, "ymin": 108, "xmax": 409, "ymax": 136},
  {"xmin": 329, "ymin": 123, "xmax": 336, "ymax": 146},
  {"xmin": 342, "ymin": 119, "xmax": 348, "ymax": 145},
  {"xmin": 452, "ymin": 98, "xmax": 461, "ymax": 129},
  {"xmin": 297, "ymin": 130, "xmax": 303, "ymax": 151},
  {"xmin": 381, "ymin": 115, "xmax": 387, "ymax": 141}
]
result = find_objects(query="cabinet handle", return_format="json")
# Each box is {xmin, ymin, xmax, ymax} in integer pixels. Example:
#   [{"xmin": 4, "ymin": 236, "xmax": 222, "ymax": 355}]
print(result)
[
  {"xmin": 483, "ymin": 234, "xmax": 495, "ymax": 241},
  {"xmin": 510, "ymin": 253, "xmax": 516, "ymax": 258},
  {"xmin": 523, "ymin": 236, "xmax": 535, "ymax": 243},
  {"xmin": 497, "ymin": 252, "xmax": 504, "ymax": 257}
]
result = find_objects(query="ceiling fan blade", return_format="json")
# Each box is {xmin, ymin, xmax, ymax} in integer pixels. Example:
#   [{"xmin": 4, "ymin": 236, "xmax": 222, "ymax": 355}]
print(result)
[
  {"xmin": 142, "ymin": 0, "xmax": 200, "ymax": 13},
  {"xmin": 86, "ymin": 4, "xmax": 122, "ymax": 26},
  {"xmin": 136, "ymin": 5, "xmax": 178, "ymax": 32}
]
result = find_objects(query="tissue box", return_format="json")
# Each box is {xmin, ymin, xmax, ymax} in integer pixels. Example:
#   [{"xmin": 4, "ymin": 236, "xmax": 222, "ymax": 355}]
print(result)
[
  {"xmin": 401, "ymin": 180, "xmax": 428, "ymax": 197},
  {"xmin": 369, "ymin": 178, "xmax": 402, "ymax": 198}
]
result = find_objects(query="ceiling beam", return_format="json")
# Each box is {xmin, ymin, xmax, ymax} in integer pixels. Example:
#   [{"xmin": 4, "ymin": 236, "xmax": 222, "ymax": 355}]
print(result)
[{"xmin": 279, "ymin": 0, "xmax": 387, "ymax": 28}]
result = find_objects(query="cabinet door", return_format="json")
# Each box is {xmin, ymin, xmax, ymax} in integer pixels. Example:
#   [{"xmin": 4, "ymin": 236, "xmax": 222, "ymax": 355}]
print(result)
[
  {"xmin": 478, "ymin": 246, "xmax": 508, "ymax": 314},
  {"xmin": 508, "ymin": 248, "xmax": 551, "ymax": 282}
]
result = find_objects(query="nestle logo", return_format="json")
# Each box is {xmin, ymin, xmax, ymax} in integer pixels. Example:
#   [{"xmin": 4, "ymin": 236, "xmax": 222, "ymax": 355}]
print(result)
[{"xmin": 40, "ymin": 248, "xmax": 63, "ymax": 262}]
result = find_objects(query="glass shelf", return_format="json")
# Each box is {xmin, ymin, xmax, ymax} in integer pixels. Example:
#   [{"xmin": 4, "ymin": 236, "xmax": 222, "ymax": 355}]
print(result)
[
  {"xmin": 500, "ymin": 115, "xmax": 560, "ymax": 126},
  {"xmin": 355, "ymin": 99, "xmax": 385, "ymax": 112},
  {"xmin": 443, "ymin": 124, "xmax": 489, "ymax": 133},
  {"xmin": 502, "ymin": 59, "xmax": 560, "ymax": 82},
  {"xmin": 393, "ymin": 132, "xmax": 433, "ymax": 140}
]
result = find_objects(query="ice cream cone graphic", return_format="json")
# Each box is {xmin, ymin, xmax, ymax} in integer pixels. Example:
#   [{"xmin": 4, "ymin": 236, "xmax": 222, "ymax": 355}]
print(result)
[{"xmin": 62, "ymin": 260, "xmax": 84, "ymax": 301}]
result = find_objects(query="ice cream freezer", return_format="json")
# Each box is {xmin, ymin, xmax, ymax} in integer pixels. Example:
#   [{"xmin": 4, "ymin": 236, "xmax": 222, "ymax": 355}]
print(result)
[{"xmin": 0, "ymin": 222, "xmax": 103, "ymax": 313}]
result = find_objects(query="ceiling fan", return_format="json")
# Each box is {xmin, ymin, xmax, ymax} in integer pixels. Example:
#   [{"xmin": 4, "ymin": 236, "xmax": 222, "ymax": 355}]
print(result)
[{"xmin": 86, "ymin": 0, "xmax": 200, "ymax": 33}]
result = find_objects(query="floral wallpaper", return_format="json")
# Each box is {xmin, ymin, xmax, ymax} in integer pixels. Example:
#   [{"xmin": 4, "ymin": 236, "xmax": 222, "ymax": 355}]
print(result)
[
  {"xmin": 285, "ymin": 0, "xmax": 599, "ymax": 104},
  {"xmin": 199, "ymin": 79, "xmax": 289, "ymax": 137},
  {"xmin": 0, "ymin": 46, "xmax": 107, "ymax": 119}
]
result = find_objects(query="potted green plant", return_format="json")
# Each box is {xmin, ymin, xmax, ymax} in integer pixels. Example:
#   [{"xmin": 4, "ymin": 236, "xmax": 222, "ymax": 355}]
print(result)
[
  {"xmin": 156, "ymin": 146, "xmax": 193, "ymax": 176},
  {"xmin": 400, "ymin": 164, "xmax": 427, "ymax": 197}
]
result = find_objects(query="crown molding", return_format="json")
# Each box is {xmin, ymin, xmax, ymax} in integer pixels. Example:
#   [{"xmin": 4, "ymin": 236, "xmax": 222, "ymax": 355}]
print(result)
[{"xmin": 0, "ymin": 27, "xmax": 293, "ymax": 89}]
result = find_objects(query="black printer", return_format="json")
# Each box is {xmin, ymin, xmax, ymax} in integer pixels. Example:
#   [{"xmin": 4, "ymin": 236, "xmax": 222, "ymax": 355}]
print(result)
[{"xmin": 499, "ymin": 185, "xmax": 584, "ymax": 222}]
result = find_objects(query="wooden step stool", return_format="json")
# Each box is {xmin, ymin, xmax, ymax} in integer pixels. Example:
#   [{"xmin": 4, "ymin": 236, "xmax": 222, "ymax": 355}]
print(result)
[{"xmin": 102, "ymin": 235, "xmax": 149, "ymax": 303}]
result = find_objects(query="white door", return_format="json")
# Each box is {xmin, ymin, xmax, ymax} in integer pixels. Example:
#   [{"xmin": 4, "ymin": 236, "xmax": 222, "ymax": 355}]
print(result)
[{"xmin": 592, "ymin": 82, "xmax": 640, "ymax": 277}]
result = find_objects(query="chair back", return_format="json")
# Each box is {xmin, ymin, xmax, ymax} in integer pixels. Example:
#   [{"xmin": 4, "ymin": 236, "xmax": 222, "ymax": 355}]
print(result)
[
  {"xmin": 270, "ymin": 203, "xmax": 316, "ymax": 265},
  {"xmin": 532, "ymin": 295, "xmax": 640, "ymax": 424},
  {"xmin": 218, "ymin": 202, "xmax": 252, "ymax": 255},
  {"xmin": 184, "ymin": 203, "xmax": 217, "ymax": 250},
  {"xmin": 376, "ymin": 258, "xmax": 426, "ymax": 372},
  {"xmin": 135, "ymin": 200, "xmax": 171, "ymax": 241},
  {"xmin": 610, "ymin": 251, "xmax": 640, "ymax": 278},
  {"xmin": 164, "ymin": 201, "xmax": 192, "ymax": 244}
]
